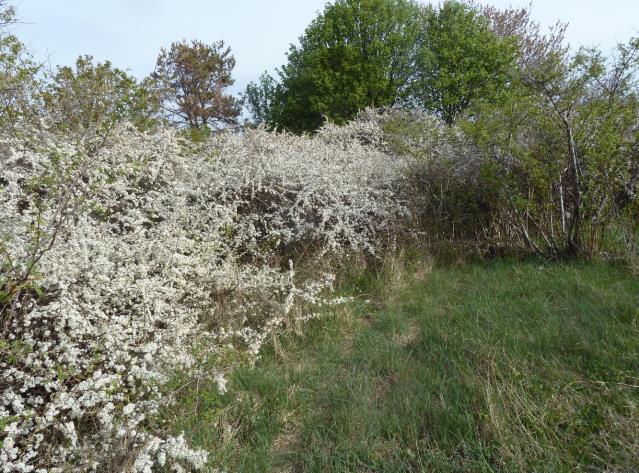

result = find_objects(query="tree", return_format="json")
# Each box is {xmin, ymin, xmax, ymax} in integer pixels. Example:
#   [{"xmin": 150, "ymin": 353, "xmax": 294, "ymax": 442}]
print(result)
[
  {"xmin": 43, "ymin": 55, "xmax": 158, "ymax": 136},
  {"xmin": 0, "ymin": 1, "xmax": 40, "ymax": 131},
  {"xmin": 415, "ymin": 0, "xmax": 517, "ymax": 125},
  {"xmin": 274, "ymin": 0, "xmax": 424, "ymax": 133},
  {"xmin": 0, "ymin": 0, "xmax": 15, "ymax": 29},
  {"xmin": 481, "ymin": 4, "xmax": 567, "ymax": 78},
  {"xmin": 151, "ymin": 39, "xmax": 240, "ymax": 129},
  {"xmin": 242, "ymin": 71, "xmax": 280, "ymax": 128}
]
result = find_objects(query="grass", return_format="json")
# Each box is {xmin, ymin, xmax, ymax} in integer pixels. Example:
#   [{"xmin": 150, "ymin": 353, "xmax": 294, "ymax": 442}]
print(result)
[{"xmin": 165, "ymin": 254, "xmax": 639, "ymax": 472}]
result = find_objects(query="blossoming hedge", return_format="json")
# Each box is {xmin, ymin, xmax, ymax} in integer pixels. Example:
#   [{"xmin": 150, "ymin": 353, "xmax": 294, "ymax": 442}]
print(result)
[{"xmin": 0, "ymin": 119, "xmax": 410, "ymax": 472}]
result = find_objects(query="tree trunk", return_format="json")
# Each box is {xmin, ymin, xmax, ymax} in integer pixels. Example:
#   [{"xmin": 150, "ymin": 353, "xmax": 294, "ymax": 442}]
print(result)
[{"xmin": 562, "ymin": 114, "xmax": 581, "ymax": 255}]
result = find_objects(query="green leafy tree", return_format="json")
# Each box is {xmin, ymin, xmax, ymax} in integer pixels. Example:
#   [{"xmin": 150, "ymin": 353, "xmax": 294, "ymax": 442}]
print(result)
[
  {"xmin": 242, "ymin": 71, "xmax": 280, "ymax": 128},
  {"xmin": 43, "ymin": 55, "xmax": 158, "ymax": 136},
  {"xmin": 274, "ymin": 0, "xmax": 424, "ymax": 133},
  {"xmin": 151, "ymin": 39, "xmax": 240, "ymax": 129},
  {"xmin": 415, "ymin": 0, "xmax": 517, "ymax": 124},
  {"xmin": 0, "ymin": 1, "xmax": 40, "ymax": 131}
]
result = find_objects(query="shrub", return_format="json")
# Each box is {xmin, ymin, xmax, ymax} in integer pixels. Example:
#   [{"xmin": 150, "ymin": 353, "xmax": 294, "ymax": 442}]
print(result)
[
  {"xmin": 467, "ymin": 39, "xmax": 639, "ymax": 258},
  {"xmin": 339, "ymin": 108, "xmax": 496, "ymax": 249},
  {"xmin": 0, "ymin": 120, "xmax": 410, "ymax": 471}
]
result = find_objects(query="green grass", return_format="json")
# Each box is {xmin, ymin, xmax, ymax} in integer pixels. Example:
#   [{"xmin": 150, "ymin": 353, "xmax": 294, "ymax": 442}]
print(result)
[{"xmin": 166, "ymin": 256, "xmax": 639, "ymax": 472}]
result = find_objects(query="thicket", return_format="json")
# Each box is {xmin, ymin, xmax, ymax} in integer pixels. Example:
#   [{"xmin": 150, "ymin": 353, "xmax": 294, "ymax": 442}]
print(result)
[
  {"xmin": 0, "ymin": 0, "xmax": 638, "ymax": 471},
  {"xmin": 254, "ymin": 0, "xmax": 638, "ymax": 263},
  {"xmin": 0, "ymin": 118, "xmax": 416, "ymax": 470},
  {"xmin": 241, "ymin": 0, "xmax": 639, "ymax": 264}
]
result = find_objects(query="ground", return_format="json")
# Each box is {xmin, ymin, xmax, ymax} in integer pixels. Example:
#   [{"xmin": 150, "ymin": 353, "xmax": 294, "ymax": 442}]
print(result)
[{"xmin": 165, "ymin": 254, "xmax": 639, "ymax": 472}]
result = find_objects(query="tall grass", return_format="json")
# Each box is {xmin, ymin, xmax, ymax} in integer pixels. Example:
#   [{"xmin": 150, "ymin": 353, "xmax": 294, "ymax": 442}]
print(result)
[{"xmin": 163, "ymin": 253, "xmax": 639, "ymax": 472}]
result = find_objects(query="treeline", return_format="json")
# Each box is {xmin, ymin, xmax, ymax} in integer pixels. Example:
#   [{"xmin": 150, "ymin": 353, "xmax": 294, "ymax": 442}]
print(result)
[
  {"xmin": 1, "ymin": 0, "xmax": 638, "ymax": 261},
  {"xmin": 240, "ymin": 0, "xmax": 639, "ymax": 261},
  {"xmin": 0, "ymin": 2, "xmax": 240, "ymax": 138},
  {"xmin": 0, "ymin": 0, "xmax": 559, "ymax": 136},
  {"xmin": 245, "ymin": 0, "xmax": 519, "ymax": 132}
]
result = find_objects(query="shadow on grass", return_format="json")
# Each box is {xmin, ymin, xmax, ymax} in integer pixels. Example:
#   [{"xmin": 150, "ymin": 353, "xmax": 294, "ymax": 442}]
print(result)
[{"xmin": 165, "ymin": 253, "xmax": 639, "ymax": 472}]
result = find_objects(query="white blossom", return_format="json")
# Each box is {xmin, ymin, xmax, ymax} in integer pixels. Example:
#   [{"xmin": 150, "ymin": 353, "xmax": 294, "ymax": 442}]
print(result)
[{"xmin": 0, "ymin": 115, "xmax": 411, "ymax": 471}]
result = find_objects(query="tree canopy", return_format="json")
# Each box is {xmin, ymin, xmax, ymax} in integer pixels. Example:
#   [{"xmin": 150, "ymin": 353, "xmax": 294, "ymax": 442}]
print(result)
[
  {"xmin": 265, "ymin": 0, "xmax": 423, "ymax": 133},
  {"xmin": 414, "ymin": 1, "xmax": 517, "ymax": 124},
  {"xmin": 43, "ymin": 55, "xmax": 157, "ymax": 135},
  {"xmin": 241, "ymin": 71, "xmax": 279, "ymax": 128},
  {"xmin": 151, "ymin": 39, "xmax": 240, "ymax": 129},
  {"xmin": 0, "ymin": 0, "xmax": 39, "ymax": 130},
  {"xmin": 245, "ymin": 0, "xmax": 519, "ymax": 133}
]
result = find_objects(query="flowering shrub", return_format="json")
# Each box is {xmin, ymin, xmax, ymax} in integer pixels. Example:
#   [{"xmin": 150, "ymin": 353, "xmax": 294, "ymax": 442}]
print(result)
[
  {"xmin": 0, "ymin": 121, "xmax": 410, "ymax": 471},
  {"xmin": 330, "ymin": 108, "xmax": 493, "ymax": 243}
]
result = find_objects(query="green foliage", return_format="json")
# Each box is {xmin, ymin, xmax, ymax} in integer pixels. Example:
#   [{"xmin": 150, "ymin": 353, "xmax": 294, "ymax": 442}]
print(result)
[
  {"xmin": 179, "ymin": 124, "xmax": 212, "ymax": 143},
  {"xmin": 273, "ymin": 0, "xmax": 424, "ymax": 133},
  {"xmin": 43, "ymin": 55, "xmax": 159, "ymax": 136},
  {"xmin": 0, "ymin": 2, "xmax": 40, "ymax": 131},
  {"xmin": 252, "ymin": 0, "xmax": 518, "ymax": 133},
  {"xmin": 0, "ymin": 339, "xmax": 32, "ymax": 366},
  {"xmin": 242, "ymin": 71, "xmax": 280, "ymax": 128},
  {"xmin": 415, "ymin": 0, "xmax": 517, "ymax": 124},
  {"xmin": 466, "ymin": 38, "xmax": 639, "ymax": 258},
  {"xmin": 165, "ymin": 255, "xmax": 639, "ymax": 471},
  {"xmin": 151, "ymin": 39, "xmax": 240, "ymax": 129}
]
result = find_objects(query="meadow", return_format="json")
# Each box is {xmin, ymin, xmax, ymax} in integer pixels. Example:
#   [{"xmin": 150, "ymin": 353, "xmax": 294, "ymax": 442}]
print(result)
[{"xmin": 165, "ymin": 254, "xmax": 639, "ymax": 472}]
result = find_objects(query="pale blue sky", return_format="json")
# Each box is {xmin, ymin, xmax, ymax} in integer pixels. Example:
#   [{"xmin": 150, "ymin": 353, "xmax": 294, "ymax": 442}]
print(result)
[{"xmin": 13, "ymin": 1, "xmax": 639, "ymax": 95}]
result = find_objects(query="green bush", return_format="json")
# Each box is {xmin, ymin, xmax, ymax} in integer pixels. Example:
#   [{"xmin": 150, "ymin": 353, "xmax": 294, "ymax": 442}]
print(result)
[{"xmin": 465, "ymin": 40, "xmax": 639, "ymax": 259}]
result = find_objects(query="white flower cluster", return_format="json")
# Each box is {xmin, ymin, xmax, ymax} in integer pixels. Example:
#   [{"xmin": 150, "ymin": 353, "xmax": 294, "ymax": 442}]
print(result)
[{"xmin": 0, "ymin": 120, "xmax": 411, "ymax": 471}]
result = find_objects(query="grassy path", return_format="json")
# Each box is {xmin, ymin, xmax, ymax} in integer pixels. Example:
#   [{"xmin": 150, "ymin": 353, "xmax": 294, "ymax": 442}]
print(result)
[{"xmin": 168, "ymin": 258, "xmax": 639, "ymax": 472}]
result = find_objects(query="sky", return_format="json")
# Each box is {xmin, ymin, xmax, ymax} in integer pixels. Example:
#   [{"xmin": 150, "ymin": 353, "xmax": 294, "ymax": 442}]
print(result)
[{"xmin": 12, "ymin": 0, "xmax": 639, "ymax": 96}]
